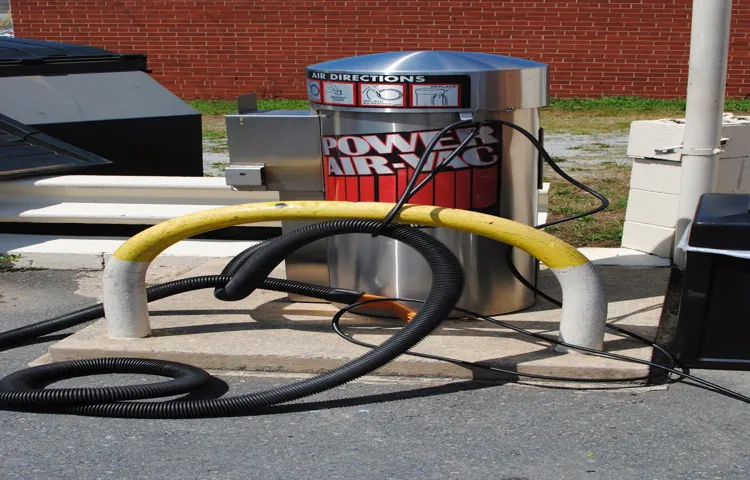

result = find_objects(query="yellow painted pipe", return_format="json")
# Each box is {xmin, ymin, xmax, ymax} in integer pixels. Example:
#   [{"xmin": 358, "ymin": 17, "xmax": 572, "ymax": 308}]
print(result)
[{"xmin": 112, "ymin": 201, "xmax": 588, "ymax": 269}]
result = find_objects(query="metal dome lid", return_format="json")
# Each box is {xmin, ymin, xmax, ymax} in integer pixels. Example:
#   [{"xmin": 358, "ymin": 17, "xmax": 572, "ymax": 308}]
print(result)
[{"xmin": 305, "ymin": 51, "xmax": 548, "ymax": 113}]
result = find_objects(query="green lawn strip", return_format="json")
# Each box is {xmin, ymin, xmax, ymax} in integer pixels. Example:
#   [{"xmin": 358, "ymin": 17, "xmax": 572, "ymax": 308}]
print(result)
[
  {"xmin": 544, "ymin": 163, "xmax": 631, "ymax": 247},
  {"xmin": 192, "ymin": 96, "xmax": 750, "ymax": 136}
]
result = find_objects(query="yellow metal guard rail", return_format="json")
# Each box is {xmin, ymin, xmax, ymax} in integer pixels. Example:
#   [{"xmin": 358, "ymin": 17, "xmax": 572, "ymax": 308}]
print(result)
[{"xmin": 103, "ymin": 201, "xmax": 607, "ymax": 350}]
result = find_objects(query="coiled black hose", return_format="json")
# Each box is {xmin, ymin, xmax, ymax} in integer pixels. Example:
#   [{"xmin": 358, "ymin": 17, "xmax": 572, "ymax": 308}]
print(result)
[
  {"xmin": 0, "ymin": 358, "xmax": 212, "ymax": 407},
  {"xmin": 0, "ymin": 219, "xmax": 464, "ymax": 418}
]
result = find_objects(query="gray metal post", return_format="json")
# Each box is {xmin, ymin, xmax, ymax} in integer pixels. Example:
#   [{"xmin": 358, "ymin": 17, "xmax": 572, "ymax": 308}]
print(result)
[{"xmin": 674, "ymin": 0, "xmax": 733, "ymax": 268}]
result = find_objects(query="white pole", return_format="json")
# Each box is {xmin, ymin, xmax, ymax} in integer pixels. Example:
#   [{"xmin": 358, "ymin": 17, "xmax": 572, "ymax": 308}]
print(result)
[{"xmin": 674, "ymin": 0, "xmax": 733, "ymax": 268}]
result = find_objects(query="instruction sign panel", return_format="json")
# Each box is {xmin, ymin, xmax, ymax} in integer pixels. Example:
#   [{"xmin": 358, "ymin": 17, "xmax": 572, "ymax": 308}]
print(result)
[
  {"xmin": 307, "ymin": 70, "xmax": 471, "ymax": 108},
  {"xmin": 322, "ymin": 81, "xmax": 356, "ymax": 106},
  {"xmin": 411, "ymin": 84, "xmax": 460, "ymax": 107},
  {"xmin": 306, "ymin": 79, "xmax": 321, "ymax": 103},
  {"xmin": 359, "ymin": 83, "xmax": 405, "ymax": 107}
]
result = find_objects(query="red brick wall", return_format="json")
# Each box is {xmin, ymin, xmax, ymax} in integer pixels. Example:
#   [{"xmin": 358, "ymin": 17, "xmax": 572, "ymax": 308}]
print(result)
[{"xmin": 10, "ymin": 0, "xmax": 750, "ymax": 100}]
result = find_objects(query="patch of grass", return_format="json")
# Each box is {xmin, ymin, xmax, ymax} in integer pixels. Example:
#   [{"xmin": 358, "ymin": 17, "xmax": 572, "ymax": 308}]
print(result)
[
  {"xmin": 202, "ymin": 130, "xmax": 228, "ymax": 152},
  {"xmin": 601, "ymin": 160, "xmax": 628, "ymax": 169},
  {"xmin": 541, "ymin": 110, "xmax": 674, "ymax": 134},
  {"xmin": 189, "ymin": 100, "xmax": 236, "ymax": 115},
  {"xmin": 542, "ymin": 96, "xmax": 750, "ymax": 134},
  {"xmin": 570, "ymin": 142, "xmax": 613, "ymax": 151},
  {"xmin": 1, "ymin": 253, "xmax": 21, "ymax": 264},
  {"xmin": 548, "ymin": 204, "xmax": 577, "ymax": 216},
  {"xmin": 258, "ymin": 99, "xmax": 309, "ymax": 110},
  {"xmin": 188, "ymin": 99, "xmax": 308, "ymax": 115},
  {"xmin": 201, "ymin": 117, "xmax": 229, "ymax": 152},
  {"xmin": 550, "ymin": 95, "xmax": 750, "ymax": 113},
  {"xmin": 189, "ymin": 95, "xmax": 750, "ymax": 137},
  {"xmin": 612, "ymin": 195, "xmax": 629, "ymax": 210},
  {"xmin": 211, "ymin": 162, "xmax": 228, "ymax": 172},
  {"xmin": 550, "ymin": 155, "xmax": 567, "ymax": 163},
  {"xmin": 190, "ymin": 95, "xmax": 750, "ymax": 117},
  {"xmin": 544, "ymin": 163, "xmax": 631, "ymax": 247},
  {"xmin": 203, "ymin": 130, "xmax": 225, "ymax": 141},
  {"xmin": 548, "ymin": 96, "xmax": 687, "ymax": 112},
  {"xmin": 203, "ymin": 143, "xmax": 228, "ymax": 153}
]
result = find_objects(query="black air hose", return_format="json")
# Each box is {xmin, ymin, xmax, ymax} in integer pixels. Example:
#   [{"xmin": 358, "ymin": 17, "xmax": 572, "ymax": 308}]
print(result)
[{"xmin": 0, "ymin": 219, "xmax": 464, "ymax": 418}]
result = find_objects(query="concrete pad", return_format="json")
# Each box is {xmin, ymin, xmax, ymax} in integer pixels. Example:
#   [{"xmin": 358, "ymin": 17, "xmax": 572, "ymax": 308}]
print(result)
[
  {"xmin": 577, "ymin": 247, "xmax": 671, "ymax": 267},
  {"xmin": 41, "ymin": 260, "xmax": 670, "ymax": 384}
]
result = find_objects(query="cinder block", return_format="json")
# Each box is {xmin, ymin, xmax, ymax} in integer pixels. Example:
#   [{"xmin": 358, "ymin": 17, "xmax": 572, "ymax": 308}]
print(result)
[
  {"xmin": 538, "ymin": 182, "xmax": 550, "ymax": 211},
  {"xmin": 624, "ymin": 189, "xmax": 679, "ymax": 228},
  {"xmin": 718, "ymin": 121, "xmax": 750, "ymax": 159},
  {"xmin": 741, "ymin": 162, "xmax": 750, "ymax": 191},
  {"xmin": 715, "ymin": 158, "xmax": 745, "ymax": 193},
  {"xmin": 627, "ymin": 120, "xmax": 683, "ymax": 162},
  {"xmin": 627, "ymin": 115, "xmax": 750, "ymax": 162},
  {"xmin": 621, "ymin": 221, "xmax": 674, "ymax": 258},
  {"xmin": 629, "ymin": 159, "xmax": 681, "ymax": 195}
]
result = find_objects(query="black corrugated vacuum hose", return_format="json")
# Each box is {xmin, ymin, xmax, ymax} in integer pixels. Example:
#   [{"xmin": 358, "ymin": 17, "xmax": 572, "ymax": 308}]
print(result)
[{"xmin": 0, "ymin": 219, "xmax": 464, "ymax": 418}]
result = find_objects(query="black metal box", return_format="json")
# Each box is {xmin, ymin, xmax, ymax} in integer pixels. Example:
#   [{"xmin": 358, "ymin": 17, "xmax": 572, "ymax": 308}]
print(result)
[
  {"xmin": 673, "ymin": 193, "xmax": 750, "ymax": 370},
  {"xmin": 0, "ymin": 38, "xmax": 202, "ymax": 177}
]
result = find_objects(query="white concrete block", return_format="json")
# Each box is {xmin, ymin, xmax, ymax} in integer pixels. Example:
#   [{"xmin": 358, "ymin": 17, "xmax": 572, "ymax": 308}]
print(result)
[
  {"xmin": 741, "ymin": 161, "xmax": 750, "ymax": 191},
  {"xmin": 718, "ymin": 120, "xmax": 750, "ymax": 158},
  {"xmin": 627, "ymin": 120, "xmax": 683, "ymax": 162},
  {"xmin": 627, "ymin": 114, "xmax": 750, "ymax": 161},
  {"xmin": 624, "ymin": 189, "xmax": 679, "ymax": 228},
  {"xmin": 621, "ymin": 221, "xmax": 675, "ymax": 258},
  {"xmin": 715, "ymin": 158, "xmax": 745, "ymax": 193},
  {"xmin": 538, "ymin": 182, "xmax": 550, "ymax": 211},
  {"xmin": 629, "ymin": 159, "xmax": 681, "ymax": 195}
]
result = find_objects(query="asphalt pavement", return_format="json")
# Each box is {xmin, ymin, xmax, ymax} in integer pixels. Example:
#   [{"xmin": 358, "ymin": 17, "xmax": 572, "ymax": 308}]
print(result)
[{"xmin": 1, "ymin": 268, "xmax": 748, "ymax": 480}]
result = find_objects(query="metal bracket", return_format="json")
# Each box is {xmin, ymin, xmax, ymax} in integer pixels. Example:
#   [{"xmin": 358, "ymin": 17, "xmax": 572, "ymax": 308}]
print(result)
[
  {"xmin": 225, "ymin": 164, "xmax": 266, "ymax": 190},
  {"xmin": 459, "ymin": 109, "xmax": 488, "ymax": 124},
  {"xmin": 654, "ymin": 137, "xmax": 729, "ymax": 156},
  {"xmin": 654, "ymin": 145, "xmax": 683, "ymax": 155},
  {"xmin": 237, "ymin": 93, "xmax": 258, "ymax": 114},
  {"xmin": 472, "ymin": 109, "xmax": 488, "ymax": 124}
]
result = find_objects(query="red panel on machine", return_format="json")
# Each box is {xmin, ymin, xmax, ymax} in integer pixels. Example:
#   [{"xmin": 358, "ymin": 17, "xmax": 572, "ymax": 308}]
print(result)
[
  {"xmin": 433, "ymin": 171, "xmax": 456, "ymax": 208},
  {"xmin": 359, "ymin": 176, "xmax": 375, "ymax": 202},
  {"xmin": 322, "ymin": 125, "xmax": 502, "ymax": 214},
  {"xmin": 378, "ymin": 176, "xmax": 397, "ymax": 202},
  {"xmin": 454, "ymin": 170, "xmax": 471, "ymax": 210},
  {"xmin": 408, "ymin": 172, "xmax": 433, "ymax": 205},
  {"xmin": 345, "ymin": 176, "xmax": 359, "ymax": 201},
  {"xmin": 396, "ymin": 169, "xmax": 408, "ymax": 198},
  {"xmin": 471, "ymin": 166, "xmax": 498, "ymax": 209}
]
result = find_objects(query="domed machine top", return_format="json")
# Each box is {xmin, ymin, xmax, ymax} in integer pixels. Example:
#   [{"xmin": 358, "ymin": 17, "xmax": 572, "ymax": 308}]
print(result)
[
  {"xmin": 225, "ymin": 51, "xmax": 550, "ymax": 316},
  {"xmin": 305, "ymin": 50, "xmax": 548, "ymax": 112}
]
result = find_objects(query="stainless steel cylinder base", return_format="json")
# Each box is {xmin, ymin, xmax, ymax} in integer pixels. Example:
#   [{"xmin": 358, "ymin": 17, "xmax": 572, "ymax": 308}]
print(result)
[
  {"xmin": 328, "ymin": 227, "xmax": 537, "ymax": 317},
  {"xmin": 325, "ymin": 108, "xmax": 540, "ymax": 317}
]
